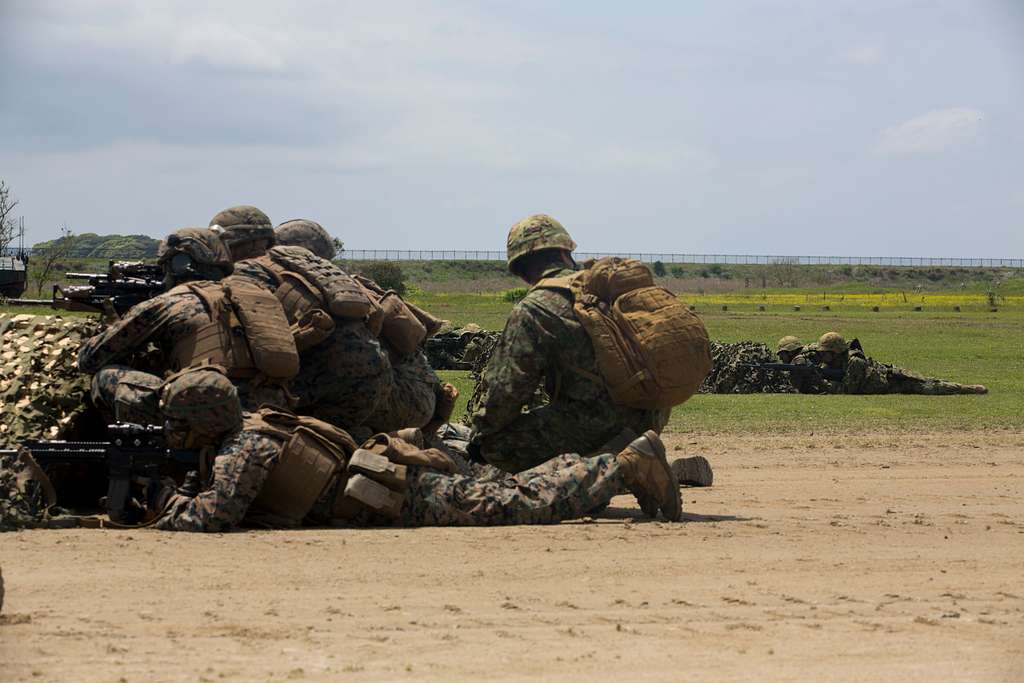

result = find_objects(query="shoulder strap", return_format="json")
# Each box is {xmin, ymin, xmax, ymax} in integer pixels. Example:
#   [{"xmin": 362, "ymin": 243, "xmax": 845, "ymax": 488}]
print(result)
[{"xmin": 530, "ymin": 271, "xmax": 583, "ymax": 295}]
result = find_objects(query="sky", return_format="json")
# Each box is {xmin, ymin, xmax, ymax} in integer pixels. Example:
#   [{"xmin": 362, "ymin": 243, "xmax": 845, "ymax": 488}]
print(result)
[{"xmin": 1, "ymin": 0, "xmax": 1022, "ymax": 257}]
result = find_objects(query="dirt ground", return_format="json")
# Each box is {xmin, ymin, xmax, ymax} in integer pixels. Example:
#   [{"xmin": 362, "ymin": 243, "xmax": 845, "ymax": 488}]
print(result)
[{"xmin": 1, "ymin": 430, "xmax": 1022, "ymax": 682}]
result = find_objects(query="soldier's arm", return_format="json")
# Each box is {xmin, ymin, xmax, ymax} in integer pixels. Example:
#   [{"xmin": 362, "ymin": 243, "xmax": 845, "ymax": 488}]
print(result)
[
  {"xmin": 153, "ymin": 431, "xmax": 280, "ymax": 532},
  {"xmin": 471, "ymin": 301, "xmax": 551, "ymax": 436},
  {"xmin": 76, "ymin": 295, "xmax": 174, "ymax": 374}
]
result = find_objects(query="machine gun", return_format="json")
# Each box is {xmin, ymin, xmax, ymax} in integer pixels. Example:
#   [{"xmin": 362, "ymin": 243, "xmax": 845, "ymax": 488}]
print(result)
[
  {"xmin": 739, "ymin": 363, "xmax": 845, "ymax": 382},
  {"xmin": 2, "ymin": 423, "xmax": 199, "ymax": 524},
  {"xmin": 51, "ymin": 260, "xmax": 164, "ymax": 316}
]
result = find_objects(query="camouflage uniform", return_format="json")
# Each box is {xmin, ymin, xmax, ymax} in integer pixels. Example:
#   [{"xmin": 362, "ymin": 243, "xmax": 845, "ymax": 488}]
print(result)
[
  {"xmin": 471, "ymin": 266, "xmax": 666, "ymax": 473},
  {"xmin": 231, "ymin": 256, "xmax": 393, "ymax": 433},
  {"xmin": 788, "ymin": 346, "xmax": 838, "ymax": 395},
  {"xmin": 837, "ymin": 351, "xmax": 985, "ymax": 395},
  {"xmin": 365, "ymin": 350, "xmax": 440, "ymax": 434},
  {"xmin": 90, "ymin": 365, "xmax": 164, "ymax": 425},
  {"xmin": 154, "ymin": 416, "xmax": 628, "ymax": 531},
  {"xmin": 77, "ymin": 288, "xmax": 288, "ymax": 410}
]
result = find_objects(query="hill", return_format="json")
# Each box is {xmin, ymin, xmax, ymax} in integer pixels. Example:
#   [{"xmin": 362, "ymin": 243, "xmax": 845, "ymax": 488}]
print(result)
[{"xmin": 32, "ymin": 233, "xmax": 160, "ymax": 258}]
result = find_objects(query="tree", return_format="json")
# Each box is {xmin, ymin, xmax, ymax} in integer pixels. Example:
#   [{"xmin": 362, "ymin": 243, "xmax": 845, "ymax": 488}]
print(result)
[
  {"xmin": 32, "ymin": 225, "xmax": 78, "ymax": 296},
  {"xmin": 0, "ymin": 180, "xmax": 19, "ymax": 254},
  {"xmin": 331, "ymin": 237, "xmax": 345, "ymax": 260}
]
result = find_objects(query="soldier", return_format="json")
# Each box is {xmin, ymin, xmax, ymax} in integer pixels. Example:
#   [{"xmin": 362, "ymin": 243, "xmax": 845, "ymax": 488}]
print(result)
[
  {"xmin": 776, "ymin": 336, "xmax": 804, "ymax": 364},
  {"xmin": 79, "ymin": 228, "xmax": 298, "ymax": 418},
  {"xmin": 149, "ymin": 367, "xmax": 681, "ymax": 531},
  {"xmin": 815, "ymin": 332, "xmax": 988, "ymax": 395},
  {"xmin": 468, "ymin": 214, "xmax": 713, "ymax": 489},
  {"xmin": 777, "ymin": 337, "xmax": 835, "ymax": 395},
  {"xmin": 271, "ymin": 219, "xmax": 455, "ymax": 436}
]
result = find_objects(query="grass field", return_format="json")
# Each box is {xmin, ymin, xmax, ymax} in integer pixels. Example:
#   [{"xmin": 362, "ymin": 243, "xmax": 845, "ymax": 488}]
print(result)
[
  {"xmin": 4, "ymin": 291, "xmax": 1022, "ymax": 436},
  {"xmin": 413, "ymin": 292, "xmax": 1024, "ymax": 435}
]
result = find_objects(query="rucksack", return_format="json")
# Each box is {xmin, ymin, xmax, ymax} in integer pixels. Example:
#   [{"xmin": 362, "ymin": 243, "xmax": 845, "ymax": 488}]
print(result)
[{"xmin": 534, "ymin": 257, "xmax": 712, "ymax": 410}]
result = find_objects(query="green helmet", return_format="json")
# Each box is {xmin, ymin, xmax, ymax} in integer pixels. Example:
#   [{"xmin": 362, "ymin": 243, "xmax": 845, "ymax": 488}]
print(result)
[
  {"xmin": 275, "ymin": 219, "xmax": 335, "ymax": 260},
  {"xmin": 210, "ymin": 205, "xmax": 275, "ymax": 261},
  {"xmin": 506, "ymin": 214, "xmax": 576, "ymax": 274},
  {"xmin": 818, "ymin": 332, "xmax": 848, "ymax": 354},
  {"xmin": 777, "ymin": 336, "xmax": 803, "ymax": 354},
  {"xmin": 160, "ymin": 366, "xmax": 242, "ymax": 438}
]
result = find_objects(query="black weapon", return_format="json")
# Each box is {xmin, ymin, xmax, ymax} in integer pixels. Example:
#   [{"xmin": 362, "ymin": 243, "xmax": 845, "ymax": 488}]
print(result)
[
  {"xmin": 2, "ymin": 423, "xmax": 198, "ymax": 523},
  {"xmin": 740, "ymin": 362, "xmax": 845, "ymax": 382},
  {"xmin": 52, "ymin": 260, "xmax": 164, "ymax": 316}
]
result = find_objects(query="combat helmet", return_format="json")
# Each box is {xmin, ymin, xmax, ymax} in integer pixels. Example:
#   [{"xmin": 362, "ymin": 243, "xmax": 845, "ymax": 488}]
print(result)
[
  {"xmin": 275, "ymin": 219, "xmax": 335, "ymax": 260},
  {"xmin": 210, "ymin": 205, "xmax": 275, "ymax": 261},
  {"xmin": 776, "ymin": 336, "xmax": 803, "ymax": 354},
  {"xmin": 160, "ymin": 366, "xmax": 242, "ymax": 442},
  {"xmin": 506, "ymin": 214, "xmax": 576, "ymax": 275},
  {"xmin": 818, "ymin": 332, "xmax": 848, "ymax": 354},
  {"xmin": 157, "ymin": 227, "xmax": 234, "ymax": 287}
]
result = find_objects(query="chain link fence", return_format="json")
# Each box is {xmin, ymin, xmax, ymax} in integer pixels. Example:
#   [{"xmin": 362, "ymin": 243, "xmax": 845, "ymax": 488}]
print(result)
[{"xmin": 342, "ymin": 249, "xmax": 1023, "ymax": 268}]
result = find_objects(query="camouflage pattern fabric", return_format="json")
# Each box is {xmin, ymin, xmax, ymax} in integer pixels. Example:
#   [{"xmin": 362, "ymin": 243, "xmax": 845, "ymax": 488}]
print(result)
[
  {"xmin": 840, "ymin": 353, "xmax": 976, "ymax": 395},
  {"xmin": 155, "ymin": 419, "xmax": 627, "ymax": 531},
  {"xmin": 424, "ymin": 326, "xmax": 500, "ymax": 370},
  {"xmin": 0, "ymin": 314, "xmax": 101, "ymax": 446},
  {"xmin": 698, "ymin": 341, "xmax": 798, "ymax": 394},
  {"xmin": 90, "ymin": 365, "xmax": 163, "ymax": 425},
  {"xmin": 470, "ymin": 266, "xmax": 665, "ymax": 473},
  {"xmin": 155, "ymin": 428, "xmax": 281, "ymax": 532},
  {"xmin": 0, "ymin": 450, "xmax": 50, "ymax": 531},
  {"xmin": 290, "ymin": 321, "xmax": 392, "ymax": 434},
  {"xmin": 76, "ymin": 288, "xmax": 286, "ymax": 410},
  {"xmin": 365, "ymin": 350, "xmax": 440, "ymax": 434}
]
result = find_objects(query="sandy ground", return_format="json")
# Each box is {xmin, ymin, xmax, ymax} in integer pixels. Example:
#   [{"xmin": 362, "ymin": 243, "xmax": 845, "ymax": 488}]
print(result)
[{"xmin": 1, "ymin": 430, "xmax": 1022, "ymax": 682}]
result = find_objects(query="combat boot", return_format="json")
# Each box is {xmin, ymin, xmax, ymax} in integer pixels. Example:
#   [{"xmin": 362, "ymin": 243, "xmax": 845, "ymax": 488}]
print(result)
[
  {"xmin": 670, "ymin": 456, "xmax": 714, "ymax": 487},
  {"xmin": 960, "ymin": 384, "xmax": 988, "ymax": 395},
  {"xmin": 616, "ymin": 430, "xmax": 681, "ymax": 521}
]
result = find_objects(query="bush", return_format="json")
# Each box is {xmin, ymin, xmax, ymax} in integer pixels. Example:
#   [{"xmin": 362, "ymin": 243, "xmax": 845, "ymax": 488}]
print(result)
[
  {"xmin": 502, "ymin": 287, "xmax": 528, "ymax": 303},
  {"xmin": 652, "ymin": 260, "xmax": 666, "ymax": 277},
  {"xmin": 356, "ymin": 261, "xmax": 407, "ymax": 295},
  {"xmin": 670, "ymin": 266, "xmax": 686, "ymax": 278}
]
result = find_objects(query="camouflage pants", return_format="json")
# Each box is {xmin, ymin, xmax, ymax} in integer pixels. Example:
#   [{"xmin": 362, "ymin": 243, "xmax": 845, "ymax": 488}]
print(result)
[
  {"xmin": 365, "ymin": 351, "xmax": 440, "ymax": 434},
  {"xmin": 399, "ymin": 451, "xmax": 626, "ymax": 526},
  {"xmin": 475, "ymin": 403, "xmax": 668, "ymax": 474},
  {"xmin": 886, "ymin": 375, "xmax": 975, "ymax": 395}
]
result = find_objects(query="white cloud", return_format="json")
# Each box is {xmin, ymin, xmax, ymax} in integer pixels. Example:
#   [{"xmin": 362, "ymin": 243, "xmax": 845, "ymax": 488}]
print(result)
[
  {"xmin": 875, "ymin": 108, "xmax": 985, "ymax": 156},
  {"xmin": 842, "ymin": 44, "xmax": 884, "ymax": 65}
]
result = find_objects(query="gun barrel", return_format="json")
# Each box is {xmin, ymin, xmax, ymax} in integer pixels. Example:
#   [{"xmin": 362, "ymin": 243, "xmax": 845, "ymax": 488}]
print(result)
[{"xmin": 65, "ymin": 272, "xmax": 105, "ymax": 281}]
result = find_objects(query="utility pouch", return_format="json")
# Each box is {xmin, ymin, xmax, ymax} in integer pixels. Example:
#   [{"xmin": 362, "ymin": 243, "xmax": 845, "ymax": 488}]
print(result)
[
  {"xmin": 347, "ymin": 448, "xmax": 408, "ymax": 492},
  {"xmin": 249, "ymin": 427, "xmax": 343, "ymax": 527},
  {"xmin": 291, "ymin": 308, "xmax": 336, "ymax": 352},
  {"xmin": 342, "ymin": 474, "xmax": 404, "ymax": 520}
]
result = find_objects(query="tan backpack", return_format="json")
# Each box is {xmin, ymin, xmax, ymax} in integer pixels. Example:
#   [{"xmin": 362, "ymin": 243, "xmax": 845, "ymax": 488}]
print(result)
[{"xmin": 534, "ymin": 257, "xmax": 712, "ymax": 410}]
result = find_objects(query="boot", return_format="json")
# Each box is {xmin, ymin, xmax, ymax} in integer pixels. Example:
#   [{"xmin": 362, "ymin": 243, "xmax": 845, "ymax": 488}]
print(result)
[
  {"xmin": 670, "ymin": 456, "xmax": 714, "ymax": 487},
  {"xmin": 960, "ymin": 384, "xmax": 988, "ymax": 395},
  {"xmin": 616, "ymin": 430, "xmax": 681, "ymax": 521}
]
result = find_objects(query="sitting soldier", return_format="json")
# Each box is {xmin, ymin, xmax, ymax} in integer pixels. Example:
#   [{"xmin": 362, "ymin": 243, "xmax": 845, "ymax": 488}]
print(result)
[
  {"xmin": 148, "ymin": 366, "xmax": 681, "ymax": 531},
  {"xmin": 273, "ymin": 219, "xmax": 456, "ymax": 436},
  {"xmin": 814, "ymin": 332, "xmax": 988, "ymax": 395},
  {"xmin": 80, "ymin": 226, "xmax": 299, "ymax": 421}
]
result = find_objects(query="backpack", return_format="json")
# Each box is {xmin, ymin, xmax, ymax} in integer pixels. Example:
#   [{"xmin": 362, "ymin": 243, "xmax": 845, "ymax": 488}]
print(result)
[{"xmin": 534, "ymin": 257, "xmax": 712, "ymax": 410}]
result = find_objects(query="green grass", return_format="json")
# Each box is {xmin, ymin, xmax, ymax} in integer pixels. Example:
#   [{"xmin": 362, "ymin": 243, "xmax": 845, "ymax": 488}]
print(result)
[{"xmin": 410, "ymin": 294, "xmax": 1024, "ymax": 434}]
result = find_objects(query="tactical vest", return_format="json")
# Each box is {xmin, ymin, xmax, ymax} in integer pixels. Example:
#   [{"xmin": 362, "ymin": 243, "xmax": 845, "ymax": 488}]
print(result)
[
  {"xmin": 168, "ymin": 277, "xmax": 300, "ymax": 381},
  {"xmin": 257, "ymin": 246, "xmax": 375, "ymax": 323},
  {"xmin": 352, "ymin": 275, "xmax": 442, "ymax": 355},
  {"xmin": 534, "ymin": 257, "xmax": 713, "ymax": 410},
  {"xmin": 244, "ymin": 409, "xmax": 355, "ymax": 527}
]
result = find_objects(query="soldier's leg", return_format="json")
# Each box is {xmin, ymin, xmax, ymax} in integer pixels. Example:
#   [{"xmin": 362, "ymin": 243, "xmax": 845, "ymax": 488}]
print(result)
[
  {"xmin": 365, "ymin": 351, "xmax": 440, "ymax": 433},
  {"xmin": 400, "ymin": 452, "xmax": 627, "ymax": 526},
  {"xmin": 889, "ymin": 375, "xmax": 987, "ymax": 395},
  {"xmin": 89, "ymin": 365, "xmax": 163, "ymax": 425}
]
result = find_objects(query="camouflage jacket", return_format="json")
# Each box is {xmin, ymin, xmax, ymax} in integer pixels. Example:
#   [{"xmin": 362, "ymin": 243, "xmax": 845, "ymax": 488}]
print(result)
[
  {"xmin": 154, "ymin": 424, "xmax": 284, "ymax": 532},
  {"xmin": 77, "ymin": 289, "xmax": 211, "ymax": 374},
  {"xmin": 470, "ymin": 266, "xmax": 651, "ymax": 444}
]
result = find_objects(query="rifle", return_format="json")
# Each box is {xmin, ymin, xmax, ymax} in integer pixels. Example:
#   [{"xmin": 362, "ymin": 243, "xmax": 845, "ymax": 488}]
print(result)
[
  {"xmin": 739, "ymin": 363, "xmax": 845, "ymax": 382},
  {"xmin": 4, "ymin": 260, "xmax": 164, "ymax": 317},
  {"xmin": 1, "ymin": 423, "xmax": 199, "ymax": 524}
]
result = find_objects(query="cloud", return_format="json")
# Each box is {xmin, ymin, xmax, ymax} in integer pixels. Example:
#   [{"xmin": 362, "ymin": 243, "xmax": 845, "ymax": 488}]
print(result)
[
  {"xmin": 842, "ymin": 44, "xmax": 884, "ymax": 65},
  {"xmin": 875, "ymin": 108, "xmax": 985, "ymax": 156}
]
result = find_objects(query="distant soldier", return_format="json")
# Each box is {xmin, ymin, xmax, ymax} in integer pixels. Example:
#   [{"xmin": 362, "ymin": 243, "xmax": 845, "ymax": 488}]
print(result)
[
  {"xmin": 815, "ymin": 332, "xmax": 988, "ymax": 395},
  {"xmin": 469, "ymin": 214, "xmax": 713, "ymax": 487},
  {"xmin": 148, "ymin": 367, "xmax": 681, "ymax": 531},
  {"xmin": 776, "ymin": 336, "xmax": 835, "ymax": 394},
  {"xmin": 80, "ymin": 227, "xmax": 298, "ymax": 422},
  {"xmin": 775, "ymin": 336, "xmax": 804, "ymax": 363}
]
